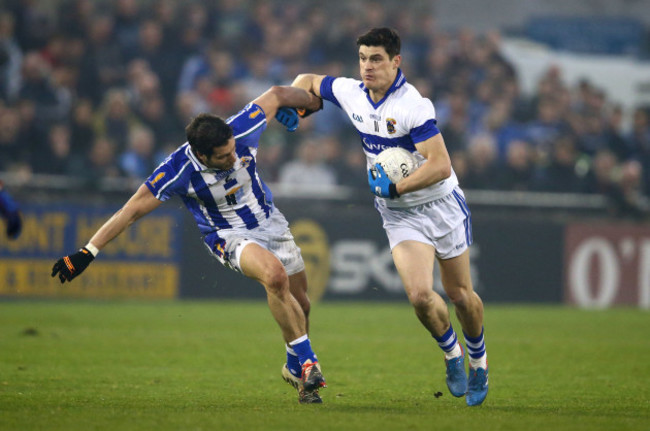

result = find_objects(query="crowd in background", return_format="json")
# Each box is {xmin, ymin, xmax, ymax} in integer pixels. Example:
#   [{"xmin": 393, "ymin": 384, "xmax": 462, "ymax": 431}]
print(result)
[{"xmin": 0, "ymin": 0, "xmax": 649, "ymax": 219}]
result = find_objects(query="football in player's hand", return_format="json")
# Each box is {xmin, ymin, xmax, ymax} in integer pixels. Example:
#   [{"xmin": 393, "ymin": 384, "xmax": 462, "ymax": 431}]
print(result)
[{"xmin": 372, "ymin": 147, "xmax": 418, "ymax": 183}]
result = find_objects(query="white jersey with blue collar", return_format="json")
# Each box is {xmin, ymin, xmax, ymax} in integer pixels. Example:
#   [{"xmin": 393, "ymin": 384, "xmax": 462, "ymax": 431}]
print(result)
[
  {"xmin": 320, "ymin": 69, "xmax": 458, "ymax": 208},
  {"xmin": 144, "ymin": 103, "xmax": 274, "ymax": 253}
]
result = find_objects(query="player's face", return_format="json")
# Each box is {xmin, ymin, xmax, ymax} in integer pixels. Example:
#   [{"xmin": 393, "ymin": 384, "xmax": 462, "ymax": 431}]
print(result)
[
  {"xmin": 200, "ymin": 138, "xmax": 237, "ymax": 170},
  {"xmin": 358, "ymin": 45, "xmax": 400, "ymax": 93}
]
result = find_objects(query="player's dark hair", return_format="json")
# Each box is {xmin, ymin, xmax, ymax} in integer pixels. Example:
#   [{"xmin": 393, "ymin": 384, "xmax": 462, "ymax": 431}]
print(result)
[
  {"xmin": 185, "ymin": 113, "xmax": 233, "ymax": 157},
  {"xmin": 356, "ymin": 27, "xmax": 401, "ymax": 58}
]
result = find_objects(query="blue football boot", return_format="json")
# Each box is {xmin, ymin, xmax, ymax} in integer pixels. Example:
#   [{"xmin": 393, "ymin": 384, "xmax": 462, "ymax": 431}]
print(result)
[
  {"xmin": 466, "ymin": 366, "xmax": 488, "ymax": 406},
  {"xmin": 445, "ymin": 345, "xmax": 468, "ymax": 397}
]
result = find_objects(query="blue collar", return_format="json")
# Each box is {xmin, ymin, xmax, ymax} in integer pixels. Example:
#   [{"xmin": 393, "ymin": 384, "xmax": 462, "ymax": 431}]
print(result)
[{"xmin": 359, "ymin": 68, "xmax": 407, "ymax": 109}]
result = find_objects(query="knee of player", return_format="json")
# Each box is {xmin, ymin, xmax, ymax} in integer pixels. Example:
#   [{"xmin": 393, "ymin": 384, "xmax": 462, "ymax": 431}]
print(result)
[
  {"xmin": 262, "ymin": 265, "xmax": 290, "ymax": 294},
  {"xmin": 446, "ymin": 285, "xmax": 473, "ymax": 306},
  {"xmin": 406, "ymin": 287, "xmax": 435, "ymax": 309}
]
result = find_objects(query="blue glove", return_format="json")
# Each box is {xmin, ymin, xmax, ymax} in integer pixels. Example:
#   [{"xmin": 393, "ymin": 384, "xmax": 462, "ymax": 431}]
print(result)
[
  {"xmin": 368, "ymin": 164, "xmax": 400, "ymax": 199},
  {"xmin": 275, "ymin": 107, "xmax": 299, "ymax": 132},
  {"xmin": 0, "ymin": 187, "xmax": 22, "ymax": 239}
]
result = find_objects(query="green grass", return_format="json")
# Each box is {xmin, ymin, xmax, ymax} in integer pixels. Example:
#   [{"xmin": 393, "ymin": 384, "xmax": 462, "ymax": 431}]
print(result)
[{"xmin": 1, "ymin": 301, "xmax": 648, "ymax": 431}]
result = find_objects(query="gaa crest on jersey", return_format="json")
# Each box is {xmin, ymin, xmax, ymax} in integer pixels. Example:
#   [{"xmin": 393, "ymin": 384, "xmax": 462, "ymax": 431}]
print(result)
[
  {"xmin": 386, "ymin": 118, "xmax": 396, "ymax": 134},
  {"xmin": 240, "ymin": 155, "xmax": 253, "ymax": 168}
]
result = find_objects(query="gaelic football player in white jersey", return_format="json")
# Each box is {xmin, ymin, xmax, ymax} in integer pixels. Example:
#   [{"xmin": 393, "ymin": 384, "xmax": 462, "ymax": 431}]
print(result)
[
  {"xmin": 51, "ymin": 85, "xmax": 327, "ymax": 404},
  {"xmin": 287, "ymin": 27, "xmax": 488, "ymax": 406}
]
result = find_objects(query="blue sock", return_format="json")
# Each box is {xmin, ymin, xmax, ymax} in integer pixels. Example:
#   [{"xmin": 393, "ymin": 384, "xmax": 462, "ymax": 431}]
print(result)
[
  {"xmin": 286, "ymin": 345, "xmax": 301, "ymax": 378},
  {"xmin": 464, "ymin": 327, "xmax": 487, "ymax": 367},
  {"xmin": 433, "ymin": 325, "xmax": 459, "ymax": 354},
  {"xmin": 289, "ymin": 335, "xmax": 318, "ymax": 365}
]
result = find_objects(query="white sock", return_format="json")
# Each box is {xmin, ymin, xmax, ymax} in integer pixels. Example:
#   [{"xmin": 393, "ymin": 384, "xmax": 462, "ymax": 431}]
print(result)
[
  {"xmin": 469, "ymin": 354, "xmax": 487, "ymax": 370},
  {"xmin": 445, "ymin": 342, "xmax": 463, "ymax": 360}
]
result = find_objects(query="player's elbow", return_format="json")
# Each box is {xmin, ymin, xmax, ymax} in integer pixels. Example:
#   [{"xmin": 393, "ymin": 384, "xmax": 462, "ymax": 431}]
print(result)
[
  {"xmin": 439, "ymin": 162, "xmax": 452, "ymax": 180},
  {"xmin": 292, "ymin": 74, "xmax": 317, "ymax": 92},
  {"xmin": 427, "ymin": 158, "xmax": 451, "ymax": 182}
]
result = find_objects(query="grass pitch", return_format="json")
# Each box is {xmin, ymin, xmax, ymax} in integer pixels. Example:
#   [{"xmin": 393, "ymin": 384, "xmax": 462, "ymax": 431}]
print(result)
[{"xmin": 1, "ymin": 300, "xmax": 648, "ymax": 431}]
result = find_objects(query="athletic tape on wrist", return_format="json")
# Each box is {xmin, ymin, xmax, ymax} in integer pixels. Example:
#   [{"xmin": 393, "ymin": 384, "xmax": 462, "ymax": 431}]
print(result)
[{"xmin": 85, "ymin": 242, "xmax": 100, "ymax": 257}]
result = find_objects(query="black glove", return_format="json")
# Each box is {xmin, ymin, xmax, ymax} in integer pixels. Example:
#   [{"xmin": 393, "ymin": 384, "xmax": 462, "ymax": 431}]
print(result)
[
  {"xmin": 296, "ymin": 97, "xmax": 323, "ymax": 118},
  {"xmin": 51, "ymin": 247, "xmax": 95, "ymax": 284}
]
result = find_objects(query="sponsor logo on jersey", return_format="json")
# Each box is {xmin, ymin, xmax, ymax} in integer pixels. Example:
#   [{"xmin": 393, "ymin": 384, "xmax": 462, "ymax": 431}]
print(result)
[
  {"xmin": 149, "ymin": 172, "xmax": 166, "ymax": 186},
  {"xmin": 352, "ymin": 113, "xmax": 363, "ymax": 123},
  {"xmin": 226, "ymin": 185, "xmax": 242, "ymax": 196},
  {"xmin": 362, "ymin": 138, "xmax": 391, "ymax": 153},
  {"xmin": 386, "ymin": 118, "xmax": 396, "ymax": 134},
  {"xmin": 249, "ymin": 108, "xmax": 262, "ymax": 119},
  {"xmin": 369, "ymin": 113, "xmax": 381, "ymax": 121}
]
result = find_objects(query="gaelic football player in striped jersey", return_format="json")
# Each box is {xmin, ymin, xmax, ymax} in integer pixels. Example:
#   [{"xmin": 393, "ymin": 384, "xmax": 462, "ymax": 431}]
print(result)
[{"xmin": 52, "ymin": 85, "xmax": 327, "ymax": 404}]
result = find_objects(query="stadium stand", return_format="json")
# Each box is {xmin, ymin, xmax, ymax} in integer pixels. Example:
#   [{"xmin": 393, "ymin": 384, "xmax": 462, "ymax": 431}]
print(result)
[{"xmin": 0, "ymin": 0, "xmax": 648, "ymax": 219}]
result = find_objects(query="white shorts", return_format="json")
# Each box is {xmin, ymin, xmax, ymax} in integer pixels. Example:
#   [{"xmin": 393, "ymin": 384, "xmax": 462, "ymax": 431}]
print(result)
[
  {"xmin": 204, "ymin": 208, "xmax": 305, "ymax": 275},
  {"xmin": 376, "ymin": 186, "xmax": 473, "ymax": 259}
]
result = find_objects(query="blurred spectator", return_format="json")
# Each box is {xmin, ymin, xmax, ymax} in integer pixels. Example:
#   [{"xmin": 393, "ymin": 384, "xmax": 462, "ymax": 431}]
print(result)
[
  {"xmin": 496, "ymin": 139, "xmax": 535, "ymax": 191},
  {"xmin": 278, "ymin": 137, "xmax": 337, "ymax": 187},
  {"xmin": 9, "ymin": 0, "xmax": 53, "ymax": 51},
  {"xmin": 136, "ymin": 92, "xmax": 182, "ymax": 145},
  {"xmin": 463, "ymin": 134, "xmax": 500, "ymax": 190},
  {"xmin": 0, "ymin": 106, "xmax": 26, "ymax": 170},
  {"xmin": 113, "ymin": 0, "xmax": 142, "ymax": 60},
  {"xmin": 57, "ymin": 0, "xmax": 94, "ymax": 39},
  {"xmin": 0, "ymin": 11, "xmax": 23, "ymax": 103},
  {"xmin": 535, "ymin": 135, "xmax": 586, "ymax": 193},
  {"xmin": 609, "ymin": 160, "xmax": 649, "ymax": 219},
  {"xmin": 84, "ymin": 136, "xmax": 123, "ymax": 183},
  {"xmin": 93, "ymin": 88, "xmax": 140, "ymax": 152},
  {"xmin": 70, "ymin": 98, "xmax": 95, "ymax": 153},
  {"xmin": 337, "ymin": 146, "xmax": 369, "ymax": 189},
  {"xmin": 524, "ymin": 97, "xmax": 567, "ymax": 157},
  {"xmin": 119, "ymin": 125, "xmax": 156, "ymax": 179},
  {"xmin": 131, "ymin": 18, "xmax": 183, "ymax": 108},
  {"xmin": 254, "ymin": 128, "xmax": 287, "ymax": 182},
  {"xmin": 603, "ymin": 104, "xmax": 631, "ymax": 160},
  {"xmin": 583, "ymin": 149, "xmax": 618, "ymax": 195},
  {"xmin": 438, "ymin": 90, "xmax": 471, "ymax": 153},
  {"xmin": 77, "ymin": 13, "xmax": 125, "ymax": 105},
  {"xmin": 16, "ymin": 98, "xmax": 46, "ymax": 160},
  {"xmin": 32, "ymin": 123, "xmax": 84, "ymax": 176},
  {"xmin": 18, "ymin": 51, "xmax": 70, "ymax": 123},
  {"xmin": 628, "ymin": 107, "xmax": 650, "ymax": 188}
]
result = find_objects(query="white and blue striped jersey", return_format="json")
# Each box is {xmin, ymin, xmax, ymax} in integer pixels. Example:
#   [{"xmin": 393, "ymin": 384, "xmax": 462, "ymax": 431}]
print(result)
[
  {"xmin": 320, "ymin": 69, "xmax": 458, "ymax": 208},
  {"xmin": 145, "ymin": 103, "xmax": 273, "ymax": 253}
]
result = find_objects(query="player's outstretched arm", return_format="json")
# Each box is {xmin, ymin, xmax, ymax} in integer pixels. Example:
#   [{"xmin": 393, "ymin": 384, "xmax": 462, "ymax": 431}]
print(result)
[
  {"xmin": 252, "ymin": 86, "xmax": 322, "ymax": 122},
  {"xmin": 51, "ymin": 184, "xmax": 162, "ymax": 283}
]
